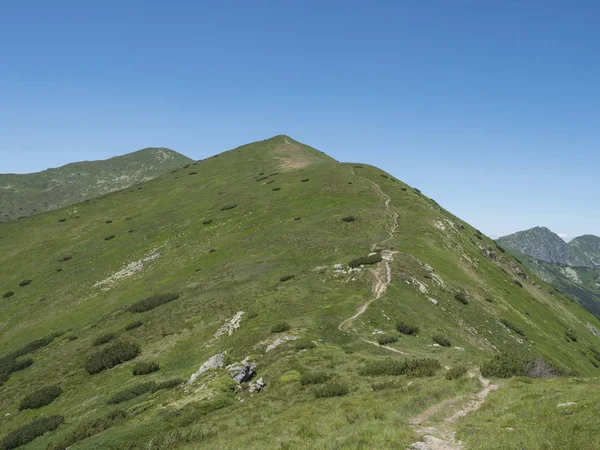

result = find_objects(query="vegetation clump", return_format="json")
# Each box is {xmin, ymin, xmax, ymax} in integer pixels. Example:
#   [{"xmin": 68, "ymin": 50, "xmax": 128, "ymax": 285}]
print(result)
[
  {"xmin": 293, "ymin": 339, "xmax": 316, "ymax": 350},
  {"xmin": 47, "ymin": 410, "xmax": 127, "ymax": 450},
  {"xmin": 432, "ymin": 335, "xmax": 451, "ymax": 347},
  {"xmin": 221, "ymin": 204, "xmax": 237, "ymax": 211},
  {"xmin": 18, "ymin": 279, "xmax": 32, "ymax": 287},
  {"xmin": 107, "ymin": 378, "xmax": 181, "ymax": 404},
  {"xmin": 272, "ymin": 187, "xmax": 281, "ymax": 191},
  {"xmin": 377, "ymin": 335, "xmax": 398, "ymax": 345},
  {"xmin": 19, "ymin": 385, "xmax": 62, "ymax": 410},
  {"xmin": 514, "ymin": 280, "xmax": 524, "ymax": 288},
  {"xmin": 93, "ymin": 333, "xmax": 116, "ymax": 346},
  {"xmin": 445, "ymin": 365, "xmax": 467, "ymax": 380},
  {"xmin": 279, "ymin": 274, "xmax": 295, "ymax": 282},
  {"xmin": 500, "ymin": 318, "xmax": 526, "ymax": 337},
  {"xmin": 132, "ymin": 361, "xmax": 160, "ymax": 375},
  {"xmin": 359, "ymin": 358, "xmax": 440, "ymax": 377},
  {"xmin": 128, "ymin": 292, "xmax": 180, "ymax": 313},
  {"xmin": 396, "ymin": 322, "xmax": 419, "ymax": 335},
  {"xmin": 0, "ymin": 415, "xmax": 64, "ymax": 450},
  {"xmin": 300, "ymin": 371, "xmax": 330, "ymax": 385},
  {"xmin": 341, "ymin": 216, "xmax": 356, "ymax": 222},
  {"xmin": 85, "ymin": 341, "xmax": 140, "ymax": 374},
  {"xmin": 301, "ymin": 178, "xmax": 309, "ymax": 182},
  {"xmin": 256, "ymin": 176, "xmax": 268, "ymax": 181},
  {"xmin": 454, "ymin": 292, "xmax": 469, "ymax": 304},
  {"xmin": 104, "ymin": 235, "xmax": 116, "ymax": 241},
  {"xmin": 270, "ymin": 322, "xmax": 291, "ymax": 333},
  {"xmin": 565, "ymin": 329, "xmax": 577, "ymax": 342},
  {"xmin": 202, "ymin": 219, "xmax": 213, "ymax": 225},
  {"xmin": 3, "ymin": 291, "xmax": 14, "ymax": 298},
  {"xmin": 58, "ymin": 255, "xmax": 72, "ymax": 262},
  {"xmin": 314, "ymin": 381, "xmax": 349, "ymax": 398},
  {"xmin": 125, "ymin": 320, "xmax": 143, "ymax": 331},
  {"xmin": 348, "ymin": 254, "xmax": 382, "ymax": 268}
]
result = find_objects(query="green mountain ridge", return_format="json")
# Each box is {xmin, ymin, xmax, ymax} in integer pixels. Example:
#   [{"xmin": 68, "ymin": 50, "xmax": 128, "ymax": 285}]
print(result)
[
  {"xmin": 0, "ymin": 148, "xmax": 193, "ymax": 222},
  {"xmin": 1, "ymin": 135, "xmax": 600, "ymax": 449}
]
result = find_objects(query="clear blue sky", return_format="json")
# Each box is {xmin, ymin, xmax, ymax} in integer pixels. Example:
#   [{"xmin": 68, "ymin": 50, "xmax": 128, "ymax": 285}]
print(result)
[{"xmin": 1, "ymin": 0, "xmax": 599, "ymax": 239}]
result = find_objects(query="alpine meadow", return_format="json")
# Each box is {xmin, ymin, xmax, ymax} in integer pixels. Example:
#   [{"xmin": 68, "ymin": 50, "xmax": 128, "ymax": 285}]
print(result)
[{"xmin": 1, "ymin": 135, "xmax": 600, "ymax": 450}]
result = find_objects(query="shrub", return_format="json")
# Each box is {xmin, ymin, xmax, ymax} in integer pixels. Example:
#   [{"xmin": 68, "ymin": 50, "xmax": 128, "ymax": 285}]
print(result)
[
  {"xmin": 514, "ymin": 280, "xmax": 524, "ymax": 288},
  {"xmin": 85, "ymin": 341, "xmax": 140, "ymax": 374},
  {"xmin": 209, "ymin": 248, "xmax": 216, "ymax": 253},
  {"xmin": 188, "ymin": 172, "xmax": 198, "ymax": 175},
  {"xmin": 280, "ymin": 370, "xmax": 302, "ymax": 383},
  {"xmin": 301, "ymin": 178, "xmax": 309, "ymax": 182},
  {"xmin": 19, "ymin": 385, "xmax": 62, "ymax": 410},
  {"xmin": 293, "ymin": 217, "xmax": 301, "ymax": 220},
  {"xmin": 93, "ymin": 333, "xmax": 116, "ymax": 346},
  {"xmin": 480, "ymin": 353, "xmax": 529, "ymax": 378},
  {"xmin": 401, "ymin": 188, "xmax": 407, "ymax": 191},
  {"xmin": 256, "ymin": 176, "xmax": 268, "ymax": 181},
  {"xmin": 3, "ymin": 292, "xmax": 14, "ymax": 299},
  {"xmin": 380, "ymin": 174, "xmax": 389, "ymax": 179},
  {"xmin": 341, "ymin": 216, "xmax": 356, "ymax": 222},
  {"xmin": 271, "ymin": 322, "xmax": 290, "ymax": 333},
  {"xmin": 58, "ymin": 218, "xmax": 67, "ymax": 222},
  {"xmin": 18, "ymin": 280, "xmax": 32, "ymax": 287},
  {"xmin": 377, "ymin": 335, "xmax": 398, "ymax": 345},
  {"xmin": 432, "ymin": 335, "xmax": 451, "ymax": 347},
  {"xmin": 445, "ymin": 365, "xmax": 467, "ymax": 380},
  {"xmin": 589, "ymin": 347, "xmax": 600, "ymax": 363},
  {"xmin": 272, "ymin": 187, "xmax": 281, "ymax": 191},
  {"xmin": 128, "ymin": 292, "xmax": 180, "ymax": 313},
  {"xmin": 107, "ymin": 381, "xmax": 155, "ymax": 404},
  {"xmin": 266, "ymin": 180, "xmax": 275, "ymax": 184},
  {"xmin": 104, "ymin": 235, "xmax": 116, "ymax": 241},
  {"xmin": 154, "ymin": 378, "xmax": 183, "ymax": 391},
  {"xmin": 396, "ymin": 322, "xmax": 419, "ymax": 335},
  {"xmin": 58, "ymin": 255, "xmax": 72, "ymax": 262},
  {"xmin": 475, "ymin": 233, "xmax": 483, "ymax": 240},
  {"xmin": 221, "ymin": 204, "xmax": 237, "ymax": 211},
  {"xmin": 496, "ymin": 244, "xmax": 506, "ymax": 253},
  {"xmin": 454, "ymin": 292, "xmax": 469, "ymax": 305},
  {"xmin": 132, "ymin": 361, "xmax": 160, "ymax": 375},
  {"xmin": 125, "ymin": 320, "xmax": 143, "ymax": 331},
  {"xmin": 105, "ymin": 220, "xmax": 113, "ymax": 224},
  {"xmin": 0, "ymin": 415, "xmax": 64, "ymax": 450},
  {"xmin": 12, "ymin": 332, "xmax": 63, "ymax": 358},
  {"xmin": 359, "ymin": 358, "xmax": 440, "ymax": 377},
  {"xmin": 485, "ymin": 297, "xmax": 494, "ymax": 303},
  {"xmin": 269, "ymin": 172, "xmax": 279, "ymax": 176},
  {"xmin": 500, "ymin": 318, "xmax": 526, "ymax": 337},
  {"xmin": 293, "ymin": 339, "xmax": 316, "ymax": 350},
  {"xmin": 47, "ymin": 410, "xmax": 127, "ymax": 450},
  {"xmin": 314, "ymin": 381, "xmax": 349, "ymax": 398},
  {"xmin": 279, "ymin": 274, "xmax": 295, "ymax": 282},
  {"xmin": 301, "ymin": 371, "xmax": 330, "ymax": 385},
  {"xmin": 348, "ymin": 254, "xmax": 382, "ymax": 268}
]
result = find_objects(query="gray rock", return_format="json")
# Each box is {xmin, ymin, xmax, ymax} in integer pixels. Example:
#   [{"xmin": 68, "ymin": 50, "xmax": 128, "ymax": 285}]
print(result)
[
  {"xmin": 187, "ymin": 353, "xmax": 225, "ymax": 384},
  {"xmin": 249, "ymin": 377, "xmax": 266, "ymax": 393},
  {"xmin": 230, "ymin": 363, "xmax": 256, "ymax": 383}
]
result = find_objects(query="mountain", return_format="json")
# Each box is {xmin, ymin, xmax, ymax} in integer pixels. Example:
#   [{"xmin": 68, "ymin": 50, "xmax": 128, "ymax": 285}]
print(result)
[
  {"xmin": 0, "ymin": 148, "xmax": 193, "ymax": 222},
  {"xmin": 497, "ymin": 226, "xmax": 597, "ymax": 267},
  {"xmin": 2, "ymin": 136, "xmax": 600, "ymax": 450}
]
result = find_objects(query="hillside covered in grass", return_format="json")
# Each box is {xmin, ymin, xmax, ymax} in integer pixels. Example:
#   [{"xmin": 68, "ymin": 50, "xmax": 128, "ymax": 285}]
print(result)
[
  {"xmin": 0, "ymin": 148, "xmax": 193, "ymax": 222},
  {"xmin": 1, "ymin": 135, "xmax": 600, "ymax": 449}
]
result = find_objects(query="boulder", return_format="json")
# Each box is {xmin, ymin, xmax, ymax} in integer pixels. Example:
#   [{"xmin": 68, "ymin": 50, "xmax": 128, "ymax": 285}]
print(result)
[
  {"xmin": 230, "ymin": 363, "xmax": 256, "ymax": 383},
  {"xmin": 188, "ymin": 353, "xmax": 225, "ymax": 384},
  {"xmin": 249, "ymin": 377, "xmax": 266, "ymax": 393}
]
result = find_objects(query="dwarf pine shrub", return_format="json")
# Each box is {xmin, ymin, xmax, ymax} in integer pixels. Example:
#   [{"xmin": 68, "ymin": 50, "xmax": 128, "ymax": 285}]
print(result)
[
  {"xmin": 132, "ymin": 361, "xmax": 160, "ymax": 375},
  {"xmin": 3, "ymin": 291, "xmax": 14, "ymax": 299},
  {"xmin": 377, "ymin": 335, "xmax": 398, "ymax": 345},
  {"xmin": 128, "ymin": 292, "xmax": 180, "ymax": 313},
  {"xmin": 293, "ymin": 339, "xmax": 316, "ymax": 350},
  {"xmin": 0, "ymin": 415, "xmax": 64, "ymax": 450},
  {"xmin": 270, "ymin": 322, "xmax": 290, "ymax": 333},
  {"xmin": 272, "ymin": 187, "xmax": 281, "ymax": 191},
  {"xmin": 445, "ymin": 365, "xmax": 467, "ymax": 380},
  {"xmin": 279, "ymin": 274, "xmax": 295, "ymax": 282},
  {"xmin": 93, "ymin": 333, "xmax": 116, "ymax": 346},
  {"xmin": 105, "ymin": 220, "xmax": 113, "ymax": 224},
  {"xmin": 301, "ymin": 178, "xmax": 309, "ymax": 182},
  {"xmin": 266, "ymin": 180, "xmax": 275, "ymax": 184},
  {"xmin": 396, "ymin": 322, "xmax": 419, "ymax": 335},
  {"xmin": 85, "ymin": 341, "xmax": 139, "ymax": 374},
  {"xmin": 58, "ymin": 255, "xmax": 72, "ymax": 262},
  {"xmin": 221, "ymin": 204, "xmax": 237, "ymax": 211},
  {"xmin": 18, "ymin": 280, "xmax": 32, "ymax": 287},
  {"xmin": 202, "ymin": 219, "xmax": 213, "ymax": 225},
  {"xmin": 454, "ymin": 292, "xmax": 469, "ymax": 304},
  {"xmin": 107, "ymin": 381, "xmax": 155, "ymax": 404},
  {"xmin": 565, "ymin": 330, "xmax": 577, "ymax": 342},
  {"xmin": 301, "ymin": 371, "xmax": 330, "ymax": 385},
  {"xmin": 341, "ymin": 216, "xmax": 356, "ymax": 222},
  {"xmin": 359, "ymin": 358, "xmax": 440, "ymax": 377},
  {"xmin": 500, "ymin": 318, "xmax": 526, "ymax": 337},
  {"xmin": 432, "ymin": 335, "xmax": 451, "ymax": 347},
  {"xmin": 19, "ymin": 385, "xmax": 62, "ymax": 410},
  {"xmin": 348, "ymin": 254, "xmax": 382, "ymax": 268},
  {"xmin": 47, "ymin": 410, "xmax": 127, "ymax": 450},
  {"xmin": 314, "ymin": 381, "xmax": 349, "ymax": 398},
  {"xmin": 256, "ymin": 176, "xmax": 268, "ymax": 181},
  {"xmin": 58, "ymin": 218, "xmax": 67, "ymax": 222},
  {"xmin": 104, "ymin": 235, "xmax": 116, "ymax": 241},
  {"xmin": 125, "ymin": 320, "xmax": 143, "ymax": 331}
]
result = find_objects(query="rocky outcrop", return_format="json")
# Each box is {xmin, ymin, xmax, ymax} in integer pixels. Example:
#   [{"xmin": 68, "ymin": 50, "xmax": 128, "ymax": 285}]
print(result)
[
  {"xmin": 229, "ymin": 362, "xmax": 256, "ymax": 383},
  {"xmin": 249, "ymin": 377, "xmax": 266, "ymax": 393},
  {"xmin": 188, "ymin": 353, "xmax": 225, "ymax": 384}
]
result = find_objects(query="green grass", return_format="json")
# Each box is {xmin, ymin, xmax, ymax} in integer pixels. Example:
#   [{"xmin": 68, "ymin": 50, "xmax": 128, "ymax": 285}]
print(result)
[{"xmin": 1, "ymin": 135, "xmax": 600, "ymax": 449}]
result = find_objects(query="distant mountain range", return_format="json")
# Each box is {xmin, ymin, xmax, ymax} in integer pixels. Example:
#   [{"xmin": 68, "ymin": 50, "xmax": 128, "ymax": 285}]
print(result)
[
  {"xmin": 498, "ymin": 226, "xmax": 600, "ymax": 317},
  {"xmin": 0, "ymin": 148, "xmax": 193, "ymax": 222}
]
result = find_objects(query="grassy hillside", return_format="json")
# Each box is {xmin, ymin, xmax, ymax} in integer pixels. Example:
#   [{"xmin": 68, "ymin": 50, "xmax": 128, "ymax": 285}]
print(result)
[
  {"xmin": 0, "ymin": 148, "xmax": 193, "ymax": 222},
  {"xmin": 1, "ymin": 135, "xmax": 600, "ymax": 449}
]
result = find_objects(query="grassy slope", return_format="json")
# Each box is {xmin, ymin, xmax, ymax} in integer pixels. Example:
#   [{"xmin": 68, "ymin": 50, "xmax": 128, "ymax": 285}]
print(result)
[
  {"xmin": 1, "ymin": 135, "xmax": 600, "ymax": 449},
  {"xmin": 0, "ymin": 148, "xmax": 193, "ymax": 222}
]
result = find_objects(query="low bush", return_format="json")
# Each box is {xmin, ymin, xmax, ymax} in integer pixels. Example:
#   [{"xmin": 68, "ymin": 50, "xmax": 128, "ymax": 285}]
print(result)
[
  {"xmin": 380, "ymin": 174, "xmax": 389, "ymax": 179},
  {"xmin": 301, "ymin": 371, "xmax": 330, "ymax": 385},
  {"xmin": 432, "ymin": 335, "xmax": 451, "ymax": 347},
  {"xmin": 301, "ymin": 178, "xmax": 309, "ymax": 182},
  {"xmin": 128, "ymin": 292, "xmax": 180, "ymax": 313},
  {"xmin": 565, "ymin": 329, "xmax": 577, "ymax": 342},
  {"xmin": 13, "ymin": 332, "xmax": 63, "ymax": 358},
  {"xmin": 269, "ymin": 172, "xmax": 279, "ymax": 176},
  {"xmin": 401, "ymin": 187, "xmax": 407, "ymax": 191},
  {"xmin": 104, "ymin": 235, "xmax": 116, "ymax": 241},
  {"xmin": 220, "ymin": 204, "xmax": 237, "ymax": 211},
  {"xmin": 58, "ymin": 218, "xmax": 67, "ymax": 222},
  {"xmin": 105, "ymin": 220, "xmax": 113, "ymax": 224},
  {"xmin": 266, "ymin": 180, "xmax": 275, "ymax": 184},
  {"xmin": 396, "ymin": 322, "xmax": 419, "ymax": 335},
  {"xmin": 125, "ymin": 320, "xmax": 143, "ymax": 331},
  {"xmin": 496, "ymin": 244, "xmax": 506, "ymax": 253},
  {"xmin": 341, "ymin": 216, "xmax": 356, "ymax": 222},
  {"xmin": 202, "ymin": 219, "xmax": 213, "ymax": 225},
  {"xmin": 293, "ymin": 339, "xmax": 316, "ymax": 350},
  {"xmin": 445, "ymin": 365, "xmax": 467, "ymax": 380},
  {"xmin": 589, "ymin": 347, "xmax": 600, "ymax": 363},
  {"xmin": 256, "ymin": 176, "xmax": 268, "ymax": 181},
  {"xmin": 348, "ymin": 254, "xmax": 382, "ymax": 268},
  {"xmin": 18, "ymin": 280, "xmax": 32, "ymax": 287},
  {"xmin": 85, "ymin": 341, "xmax": 139, "ymax": 374},
  {"xmin": 154, "ymin": 378, "xmax": 183, "ymax": 391},
  {"xmin": 514, "ymin": 280, "xmax": 524, "ymax": 288},
  {"xmin": 107, "ymin": 381, "xmax": 156, "ymax": 404},
  {"xmin": 0, "ymin": 415, "xmax": 64, "ymax": 450},
  {"xmin": 19, "ymin": 385, "xmax": 62, "ymax": 410},
  {"xmin": 271, "ymin": 322, "xmax": 290, "ymax": 333},
  {"xmin": 188, "ymin": 171, "xmax": 198, "ymax": 175},
  {"xmin": 58, "ymin": 255, "xmax": 72, "ymax": 262},
  {"xmin": 132, "ymin": 361, "xmax": 160, "ymax": 375},
  {"xmin": 272, "ymin": 187, "xmax": 281, "ymax": 191},
  {"xmin": 454, "ymin": 292, "xmax": 469, "ymax": 304},
  {"xmin": 93, "ymin": 333, "xmax": 116, "ymax": 346},
  {"xmin": 359, "ymin": 358, "xmax": 440, "ymax": 377},
  {"xmin": 485, "ymin": 297, "xmax": 494, "ymax": 303},
  {"xmin": 314, "ymin": 381, "xmax": 349, "ymax": 398},
  {"xmin": 377, "ymin": 335, "xmax": 398, "ymax": 345},
  {"xmin": 279, "ymin": 274, "xmax": 295, "ymax": 282},
  {"xmin": 280, "ymin": 370, "xmax": 301, "ymax": 383},
  {"xmin": 480, "ymin": 353, "xmax": 529, "ymax": 378},
  {"xmin": 3, "ymin": 292, "xmax": 14, "ymax": 298},
  {"xmin": 47, "ymin": 410, "xmax": 127, "ymax": 450},
  {"xmin": 500, "ymin": 318, "xmax": 526, "ymax": 337},
  {"xmin": 293, "ymin": 217, "xmax": 301, "ymax": 220},
  {"xmin": 209, "ymin": 248, "xmax": 216, "ymax": 253}
]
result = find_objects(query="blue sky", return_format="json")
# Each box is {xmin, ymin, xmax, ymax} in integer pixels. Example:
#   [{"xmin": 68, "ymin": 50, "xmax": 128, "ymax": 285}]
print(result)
[{"xmin": 1, "ymin": 1, "xmax": 599, "ymax": 239}]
